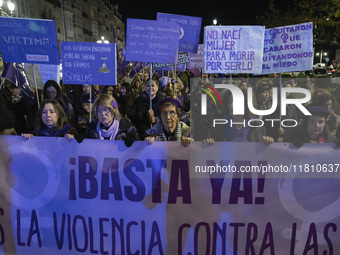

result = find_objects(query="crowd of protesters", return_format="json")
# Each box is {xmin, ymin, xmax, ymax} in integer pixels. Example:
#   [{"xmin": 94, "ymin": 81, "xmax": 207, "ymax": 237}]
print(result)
[{"xmin": 0, "ymin": 64, "xmax": 340, "ymax": 148}]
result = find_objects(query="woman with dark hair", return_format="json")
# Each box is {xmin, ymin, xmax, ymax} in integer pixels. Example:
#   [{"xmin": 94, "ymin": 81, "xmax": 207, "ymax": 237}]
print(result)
[
  {"xmin": 101, "ymin": 85, "xmax": 115, "ymax": 97},
  {"xmin": 311, "ymin": 93, "xmax": 338, "ymax": 134},
  {"xmin": 117, "ymin": 83, "xmax": 134, "ymax": 117},
  {"xmin": 43, "ymin": 80, "xmax": 75, "ymax": 124},
  {"xmin": 284, "ymin": 106, "xmax": 337, "ymax": 146},
  {"xmin": 21, "ymin": 99, "xmax": 77, "ymax": 141}
]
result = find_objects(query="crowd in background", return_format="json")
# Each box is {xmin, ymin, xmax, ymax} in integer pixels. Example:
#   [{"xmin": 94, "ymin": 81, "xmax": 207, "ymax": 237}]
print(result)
[{"xmin": 0, "ymin": 65, "xmax": 340, "ymax": 148}]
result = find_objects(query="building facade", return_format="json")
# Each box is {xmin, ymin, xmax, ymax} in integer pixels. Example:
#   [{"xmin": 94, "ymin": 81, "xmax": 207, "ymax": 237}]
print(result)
[{"xmin": 8, "ymin": 0, "xmax": 125, "ymax": 50}]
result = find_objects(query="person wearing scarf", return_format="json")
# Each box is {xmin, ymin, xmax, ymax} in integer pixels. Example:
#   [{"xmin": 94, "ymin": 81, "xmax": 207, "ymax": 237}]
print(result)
[
  {"xmin": 86, "ymin": 94, "xmax": 138, "ymax": 147},
  {"xmin": 21, "ymin": 99, "xmax": 77, "ymax": 141},
  {"xmin": 144, "ymin": 97, "xmax": 192, "ymax": 147}
]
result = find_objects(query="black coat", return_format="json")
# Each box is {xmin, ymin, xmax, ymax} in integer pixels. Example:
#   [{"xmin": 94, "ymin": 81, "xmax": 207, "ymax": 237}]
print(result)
[{"xmin": 128, "ymin": 91, "xmax": 164, "ymax": 139}]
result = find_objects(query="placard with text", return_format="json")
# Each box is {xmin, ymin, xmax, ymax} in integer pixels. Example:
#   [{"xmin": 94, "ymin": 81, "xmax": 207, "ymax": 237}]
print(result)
[
  {"xmin": 157, "ymin": 13, "xmax": 201, "ymax": 53},
  {"xmin": 126, "ymin": 19, "xmax": 180, "ymax": 64},
  {"xmin": 61, "ymin": 41, "xmax": 117, "ymax": 85},
  {"xmin": 0, "ymin": 17, "xmax": 59, "ymax": 64},
  {"xmin": 258, "ymin": 22, "xmax": 313, "ymax": 74},
  {"xmin": 203, "ymin": 26, "xmax": 265, "ymax": 73}
]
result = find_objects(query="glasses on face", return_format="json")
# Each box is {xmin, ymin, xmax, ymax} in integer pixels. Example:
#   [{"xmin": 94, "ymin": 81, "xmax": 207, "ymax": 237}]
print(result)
[
  {"xmin": 97, "ymin": 107, "xmax": 111, "ymax": 114},
  {"xmin": 161, "ymin": 110, "xmax": 177, "ymax": 118}
]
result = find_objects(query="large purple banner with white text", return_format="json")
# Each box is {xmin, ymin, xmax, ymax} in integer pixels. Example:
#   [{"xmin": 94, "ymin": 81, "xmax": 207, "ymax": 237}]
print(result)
[{"xmin": 0, "ymin": 135, "xmax": 339, "ymax": 255}]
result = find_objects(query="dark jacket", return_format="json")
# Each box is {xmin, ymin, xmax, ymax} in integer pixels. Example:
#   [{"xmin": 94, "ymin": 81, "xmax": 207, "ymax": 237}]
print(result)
[{"xmin": 128, "ymin": 91, "xmax": 164, "ymax": 139}]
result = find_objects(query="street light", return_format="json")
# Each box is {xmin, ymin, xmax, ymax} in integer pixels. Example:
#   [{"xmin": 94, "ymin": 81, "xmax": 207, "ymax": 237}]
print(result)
[
  {"xmin": 97, "ymin": 36, "xmax": 109, "ymax": 44},
  {"xmin": 213, "ymin": 19, "xmax": 217, "ymax": 25},
  {"xmin": 7, "ymin": 1, "xmax": 14, "ymax": 16},
  {"xmin": 315, "ymin": 50, "xmax": 328, "ymax": 64}
]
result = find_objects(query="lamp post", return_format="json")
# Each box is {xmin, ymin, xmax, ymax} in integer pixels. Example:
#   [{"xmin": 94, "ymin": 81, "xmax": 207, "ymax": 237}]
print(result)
[
  {"xmin": 213, "ymin": 19, "xmax": 217, "ymax": 26},
  {"xmin": 0, "ymin": 0, "xmax": 15, "ymax": 17}
]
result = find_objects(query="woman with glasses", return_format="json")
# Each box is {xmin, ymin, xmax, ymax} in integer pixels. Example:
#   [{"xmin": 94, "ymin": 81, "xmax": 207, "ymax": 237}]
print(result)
[
  {"xmin": 85, "ymin": 94, "xmax": 138, "ymax": 147},
  {"xmin": 144, "ymin": 97, "xmax": 192, "ymax": 147}
]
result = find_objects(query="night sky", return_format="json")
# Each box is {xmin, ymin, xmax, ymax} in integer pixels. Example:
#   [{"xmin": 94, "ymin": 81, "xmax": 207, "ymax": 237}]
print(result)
[{"xmin": 113, "ymin": 0, "xmax": 271, "ymax": 43}]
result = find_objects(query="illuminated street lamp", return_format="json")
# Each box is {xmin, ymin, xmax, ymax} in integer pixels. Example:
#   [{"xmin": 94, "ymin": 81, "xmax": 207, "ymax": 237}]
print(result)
[
  {"xmin": 7, "ymin": 0, "xmax": 14, "ymax": 16},
  {"xmin": 97, "ymin": 36, "xmax": 109, "ymax": 44},
  {"xmin": 213, "ymin": 19, "xmax": 217, "ymax": 25},
  {"xmin": 315, "ymin": 50, "xmax": 328, "ymax": 64}
]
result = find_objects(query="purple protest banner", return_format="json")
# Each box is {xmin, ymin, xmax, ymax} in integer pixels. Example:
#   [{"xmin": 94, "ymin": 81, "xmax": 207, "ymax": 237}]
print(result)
[
  {"xmin": 61, "ymin": 42, "xmax": 117, "ymax": 85},
  {"xmin": 125, "ymin": 19, "xmax": 180, "ymax": 64},
  {"xmin": 0, "ymin": 17, "xmax": 59, "ymax": 64},
  {"xmin": 187, "ymin": 44, "xmax": 203, "ymax": 69},
  {"xmin": 157, "ymin": 13, "xmax": 202, "ymax": 53}
]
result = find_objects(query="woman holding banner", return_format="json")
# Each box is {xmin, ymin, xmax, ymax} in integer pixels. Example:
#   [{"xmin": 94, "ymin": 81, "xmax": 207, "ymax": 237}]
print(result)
[
  {"xmin": 86, "ymin": 94, "xmax": 138, "ymax": 147},
  {"xmin": 144, "ymin": 97, "xmax": 192, "ymax": 146},
  {"xmin": 21, "ymin": 99, "xmax": 78, "ymax": 141}
]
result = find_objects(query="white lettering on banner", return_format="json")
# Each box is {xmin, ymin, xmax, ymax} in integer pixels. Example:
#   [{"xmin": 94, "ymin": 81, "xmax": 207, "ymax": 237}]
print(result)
[
  {"xmin": 3, "ymin": 36, "xmax": 50, "ymax": 46},
  {"xmin": 0, "ymin": 136, "xmax": 339, "ymax": 254}
]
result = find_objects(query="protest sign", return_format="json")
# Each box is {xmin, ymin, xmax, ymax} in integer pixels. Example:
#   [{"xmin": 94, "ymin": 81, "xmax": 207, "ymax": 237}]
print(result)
[
  {"xmin": 61, "ymin": 42, "xmax": 117, "ymax": 85},
  {"xmin": 204, "ymin": 26, "xmax": 265, "ymax": 73},
  {"xmin": 152, "ymin": 52, "xmax": 189, "ymax": 70},
  {"xmin": 125, "ymin": 19, "xmax": 180, "ymax": 64},
  {"xmin": 157, "ymin": 13, "xmax": 202, "ymax": 53},
  {"xmin": 155, "ymin": 63, "xmax": 186, "ymax": 72},
  {"xmin": 259, "ymin": 22, "xmax": 313, "ymax": 74},
  {"xmin": 0, "ymin": 17, "xmax": 59, "ymax": 64},
  {"xmin": 0, "ymin": 135, "xmax": 340, "ymax": 255},
  {"xmin": 187, "ymin": 44, "xmax": 203, "ymax": 69},
  {"xmin": 24, "ymin": 63, "xmax": 60, "ymax": 89}
]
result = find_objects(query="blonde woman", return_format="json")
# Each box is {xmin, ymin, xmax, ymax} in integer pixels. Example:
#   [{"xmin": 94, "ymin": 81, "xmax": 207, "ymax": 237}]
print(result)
[{"xmin": 86, "ymin": 94, "xmax": 138, "ymax": 147}]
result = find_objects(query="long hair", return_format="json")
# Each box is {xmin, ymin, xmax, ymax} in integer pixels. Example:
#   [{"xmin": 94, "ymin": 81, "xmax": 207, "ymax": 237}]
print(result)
[
  {"xmin": 299, "ymin": 114, "xmax": 330, "ymax": 140},
  {"xmin": 33, "ymin": 99, "xmax": 69, "ymax": 133},
  {"xmin": 43, "ymin": 80, "xmax": 67, "ymax": 109}
]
